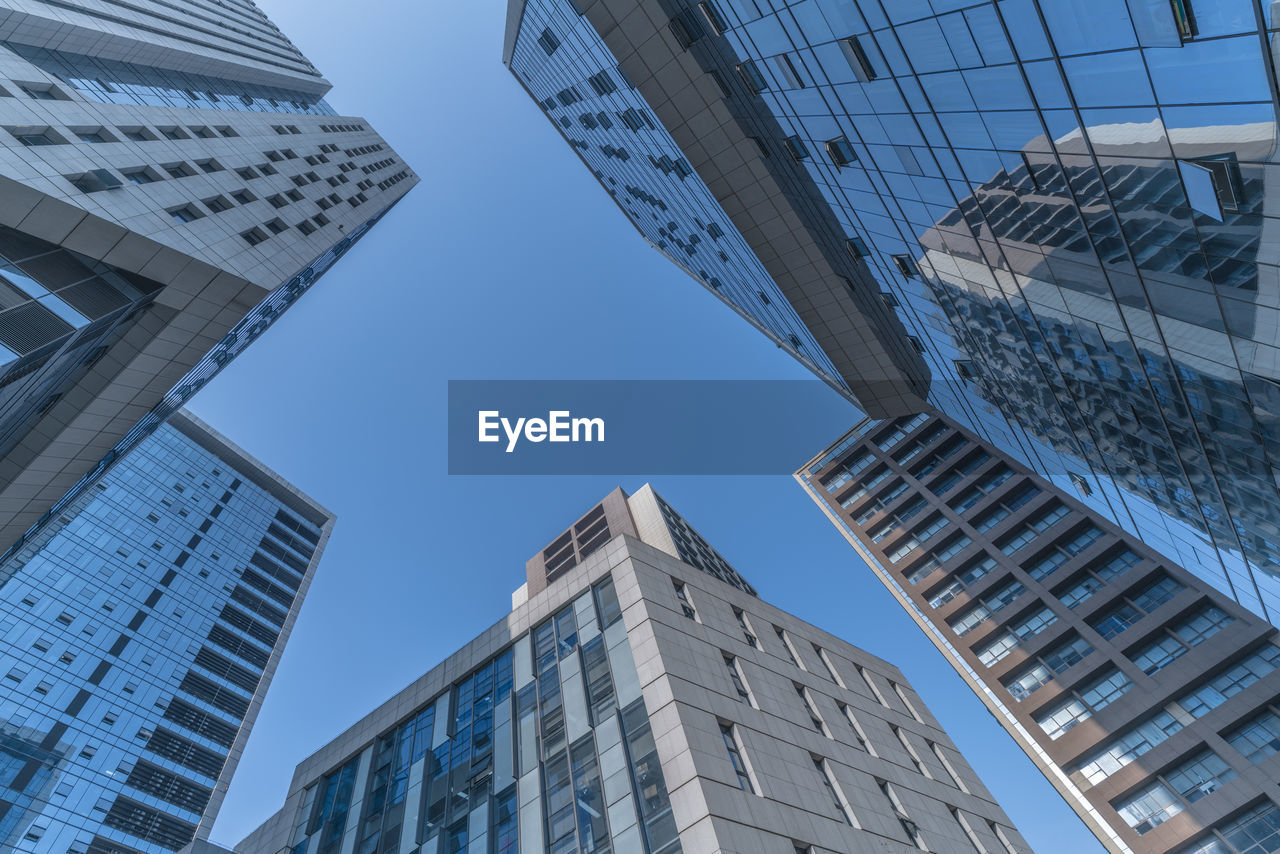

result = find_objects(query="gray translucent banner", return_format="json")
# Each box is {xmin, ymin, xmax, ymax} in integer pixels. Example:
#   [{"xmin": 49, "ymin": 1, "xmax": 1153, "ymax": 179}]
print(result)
[{"xmin": 448, "ymin": 380, "xmax": 862, "ymax": 475}]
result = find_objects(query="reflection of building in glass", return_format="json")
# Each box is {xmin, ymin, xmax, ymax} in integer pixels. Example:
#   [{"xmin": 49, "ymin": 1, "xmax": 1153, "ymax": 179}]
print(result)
[
  {"xmin": 799, "ymin": 413, "xmax": 1280, "ymax": 854},
  {"xmin": 0, "ymin": 724, "xmax": 66, "ymax": 849},
  {"xmin": 235, "ymin": 485, "xmax": 1032, "ymax": 854},
  {"xmin": 915, "ymin": 121, "xmax": 1280, "ymax": 610},
  {"xmin": 0, "ymin": 409, "xmax": 332, "ymax": 854},
  {"xmin": 0, "ymin": 0, "xmax": 416, "ymax": 555},
  {"xmin": 504, "ymin": 0, "xmax": 1280, "ymax": 621}
]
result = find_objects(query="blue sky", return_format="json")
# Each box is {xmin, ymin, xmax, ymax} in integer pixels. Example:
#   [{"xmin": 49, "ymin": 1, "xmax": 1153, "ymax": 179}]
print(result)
[{"xmin": 194, "ymin": 1, "xmax": 1105, "ymax": 851}]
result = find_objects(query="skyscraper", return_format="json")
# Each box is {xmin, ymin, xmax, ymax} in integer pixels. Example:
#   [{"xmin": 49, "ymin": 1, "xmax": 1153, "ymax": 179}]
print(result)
[
  {"xmin": 0, "ymin": 408, "xmax": 332, "ymax": 854},
  {"xmin": 232, "ymin": 484, "xmax": 1034, "ymax": 854},
  {"xmin": 503, "ymin": 1, "xmax": 1280, "ymax": 619},
  {"xmin": 0, "ymin": 0, "xmax": 416, "ymax": 554},
  {"xmin": 798, "ymin": 412, "xmax": 1280, "ymax": 854}
]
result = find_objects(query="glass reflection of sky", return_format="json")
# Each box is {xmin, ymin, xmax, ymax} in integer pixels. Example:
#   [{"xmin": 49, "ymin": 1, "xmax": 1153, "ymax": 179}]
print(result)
[
  {"xmin": 520, "ymin": 0, "xmax": 1280, "ymax": 622},
  {"xmin": 711, "ymin": 0, "xmax": 1280, "ymax": 620}
]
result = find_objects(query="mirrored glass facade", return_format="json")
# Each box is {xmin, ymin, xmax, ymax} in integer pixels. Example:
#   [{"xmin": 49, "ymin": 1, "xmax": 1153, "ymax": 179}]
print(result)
[
  {"xmin": 0, "ymin": 0, "xmax": 416, "ymax": 558},
  {"xmin": 507, "ymin": 0, "xmax": 1280, "ymax": 622},
  {"xmin": 10, "ymin": 46, "xmax": 337, "ymax": 116},
  {"xmin": 508, "ymin": 0, "xmax": 852, "ymax": 393},
  {"xmin": 0, "ymin": 410, "xmax": 331, "ymax": 854}
]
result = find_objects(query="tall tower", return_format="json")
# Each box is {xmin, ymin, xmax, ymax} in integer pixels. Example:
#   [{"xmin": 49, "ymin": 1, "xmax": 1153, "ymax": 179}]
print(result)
[
  {"xmin": 0, "ymin": 0, "xmax": 416, "ymax": 553},
  {"xmin": 231, "ymin": 485, "xmax": 1034, "ymax": 854},
  {"xmin": 799, "ymin": 412, "xmax": 1280, "ymax": 854},
  {"xmin": 503, "ymin": 0, "xmax": 1280, "ymax": 621},
  {"xmin": 0, "ymin": 409, "xmax": 333, "ymax": 854}
]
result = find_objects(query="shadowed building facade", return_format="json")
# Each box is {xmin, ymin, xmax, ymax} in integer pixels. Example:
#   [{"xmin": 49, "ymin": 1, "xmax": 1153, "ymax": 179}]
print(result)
[
  {"xmin": 233, "ymin": 485, "xmax": 1033, "ymax": 854},
  {"xmin": 799, "ymin": 412, "xmax": 1280, "ymax": 854},
  {"xmin": 0, "ymin": 0, "xmax": 416, "ymax": 555},
  {"xmin": 0, "ymin": 409, "xmax": 333, "ymax": 854}
]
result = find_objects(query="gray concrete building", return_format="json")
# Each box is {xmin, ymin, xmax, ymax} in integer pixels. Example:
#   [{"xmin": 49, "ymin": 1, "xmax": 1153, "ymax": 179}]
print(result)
[
  {"xmin": 231, "ymin": 484, "xmax": 1032, "ymax": 854},
  {"xmin": 0, "ymin": 0, "xmax": 416, "ymax": 555},
  {"xmin": 0, "ymin": 407, "xmax": 333, "ymax": 854},
  {"xmin": 798, "ymin": 413, "xmax": 1280, "ymax": 854}
]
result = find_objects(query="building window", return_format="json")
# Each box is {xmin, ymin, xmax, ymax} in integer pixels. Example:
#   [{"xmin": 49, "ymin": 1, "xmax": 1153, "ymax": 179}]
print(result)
[
  {"xmin": 1035, "ymin": 668, "xmax": 1133, "ymax": 739},
  {"xmin": 1172, "ymin": 802, "xmax": 1280, "ymax": 854},
  {"xmin": 724, "ymin": 654, "xmax": 752, "ymax": 705},
  {"xmin": 168, "ymin": 205, "xmax": 201, "ymax": 223},
  {"xmin": 815, "ymin": 646, "xmax": 843, "ymax": 686},
  {"xmin": 774, "ymin": 626, "xmax": 802, "ymax": 667},
  {"xmin": 996, "ymin": 503, "xmax": 1069, "ymax": 554},
  {"xmin": 826, "ymin": 136, "xmax": 857, "ymax": 166},
  {"xmin": 698, "ymin": 1, "xmax": 727, "ymax": 35},
  {"xmin": 1170, "ymin": 0, "xmax": 1199, "ymax": 39},
  {"xmin": 932, "ymin": 743, "xmax": 970, "ymax": 793},
  {"xmin": 969, "ymin": 483, "xmax": 1038, "ymax": 531},
  {"xmin": 668, "ymin": 9, "xmax": 706, "ymax": 48},
  {"xmin": 672, "ymin": 579, "xmax": 696, "ymax": 620},
  {"xmin": 784, "ymin": 135, "xmax": 809, "ymax": 161},
  {"xmin": 841, "ymin": 36, "xmax": 877, "ymax": 81},
  {"xmin": 1130, "ymin": 605, "xmax": 1234, "ymax": 675},
  {"xmin": 1113, "ymin": 750, "xmax": 1235, "ymax": 834},
  {"xmin": 736, "ymin": 60, "xmax": 768, "ymax": 93},
  {"xmin": 536, "ymin": 28, "xmax": 560, "ymax": 55},
  {"xmin": 838, "ymin": 703, "xmax": 876, "ymax": 756},
  {"xmin": 814, "ymin": 756, "xmax": 854, "ymax": 825},
  {"xmin": 857, "ymin": 666, "xmax": 890, "ymax": 708},
  {"xmin": 720, "ymin": 723, "xmax": 755, "ymax": 793},
  {"xmin": 894, "ymin": 727, "xmax": 932, "ymax": 778},
  {"xmin": 1090, "ymin": 575, "xmax": 1184, "ymax": 639},
  {"xmin": 795, "ymin": 683, "xmax": 829, "ymax": 736},
  {"xmin": 733, "ymin": 607, "xmax": 757, "ymax": 648},
  {"xmin": 1003, "ymin": 635, "xmax": 1095, "ymax": 701},
  {"xmin": 1224, "ymin": 708, "xmax": 1280, "ymax": 765},
  {"xmin": 879, "ymin": 780, "xmax": 925, "ymax": 849}
]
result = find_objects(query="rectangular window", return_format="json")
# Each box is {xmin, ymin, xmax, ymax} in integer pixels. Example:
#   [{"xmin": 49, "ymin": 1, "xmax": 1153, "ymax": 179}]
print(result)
[
  {"xmin": 774, "ymin": 626, "xmax": 801, "ymax": 667},
  {"xmin": 724, "ymin": 655, "xmax": 751, "ymax": 704},
  {"xmin": 841, "ymin": 36, "xmax": 877, "ymax": 81},
  {"xmin": 838, "ymin": 703, "xmax": 876, "ymax": 756},
  {"xmin": 698, "ymin": 1, "xmax": 727, "ymax": 34},
  {"xmin": 815, "ymin": 756, "xmax": 854, "ymax": 825},
  {"xmin": 879, "ymin": 781, "xmax": 925, "ymax": 849},
  {"xmin": 736, "ymin": 60, "xmax": 767, "ymax": 93},
  {"xmin": 720, "ymin": 723, "xmax": 755, "ymax": 793},
  {"xmin": 777, "ymin": 53, "xmax": 807, "ymax": 88},
  {"xmin": 673, "ymin": 579, "xmax": 697, "ymax": 620},
  {"xmin": 826, "ymin": 136, "xmax": 857, "ymax": 166},
  {"xmin": 795, "ymin": 683, "xmax": 828, "ymax": 735},
  {"xmin": 668, "ymin": 9, "xmax": 705, "ymax": 48},
  {"xmin": 168, "ymin": 205, "xmax": 201, "ymax": 223},
  {"xmin": 734, "ymin": 607, "xmax": 757, "ymax": 648},
  {"xmin": 894, "ymin": 728, "xmax": 932, "ymax": 779},
  {"xmin": 1225, "ymin": 709, "xmax": 1280, "ymax": 764},
  {"xmin": 815, "ymin": 646, "xmax": 843, "ymax": 686},
  {"xmin": 784, "ymin": 135, "xmax": 809, "ymax": 161},
  {"xmin": 536, "ymin": 28, "xmax": 560, "ymax": 55}
]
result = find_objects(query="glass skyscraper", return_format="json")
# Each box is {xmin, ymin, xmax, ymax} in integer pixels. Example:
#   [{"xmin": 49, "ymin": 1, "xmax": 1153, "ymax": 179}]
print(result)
[
  {"xmin": 230, "ymin": 485, "xmax": 1033, "ymax": 854},
  {"xmin": 0, "ymin": 0, "xmax": 416, "ymax": 555},
  {"xmin": 0, "ymin": 409, "xmax": 333, "ymax": 854},
  {"xmin": 503, "ymin": 0, "xmax": 1280, "ymax": 620}
]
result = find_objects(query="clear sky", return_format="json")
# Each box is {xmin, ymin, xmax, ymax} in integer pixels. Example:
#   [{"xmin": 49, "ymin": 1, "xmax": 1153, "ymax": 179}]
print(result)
[{"xmin": 194, "ymin": 1, "xmax": 1106, "ymax": 851}]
